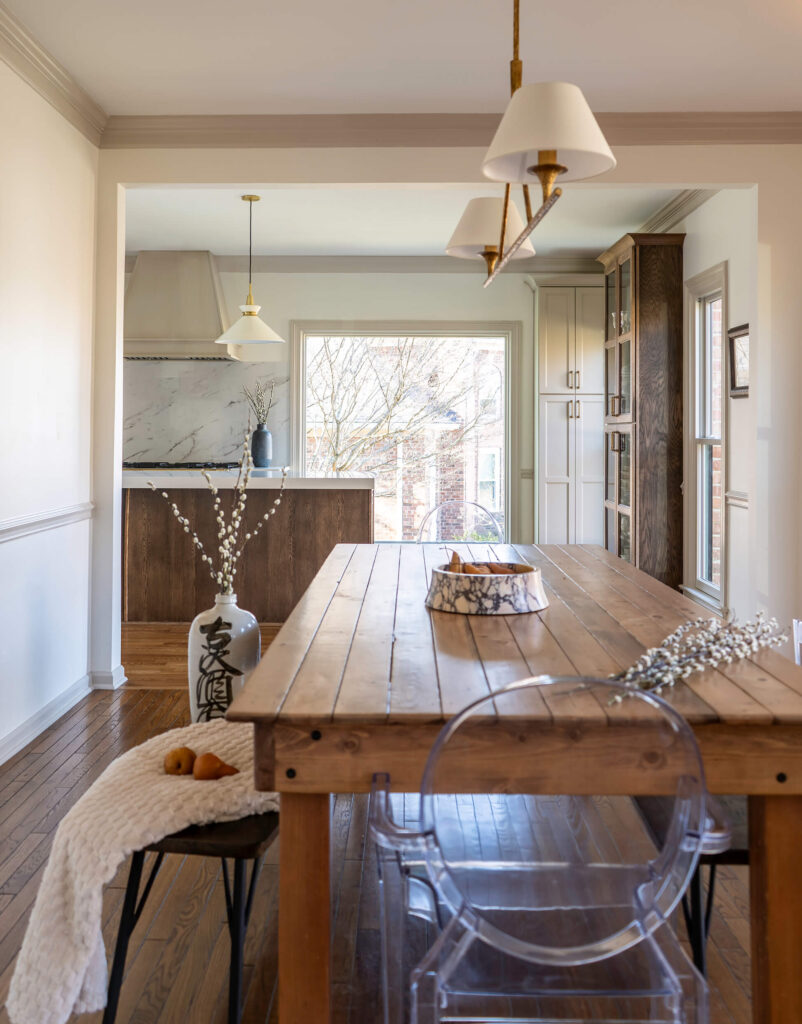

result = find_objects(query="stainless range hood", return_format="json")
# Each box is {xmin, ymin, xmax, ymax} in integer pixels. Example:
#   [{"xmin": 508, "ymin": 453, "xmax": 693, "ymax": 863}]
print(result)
[{"xmin": 124, "ymin": 251, "xmax": 231, "ymax": 358}]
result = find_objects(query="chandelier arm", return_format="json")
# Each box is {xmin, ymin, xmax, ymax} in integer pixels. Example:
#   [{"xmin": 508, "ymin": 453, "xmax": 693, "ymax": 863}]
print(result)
[
  {"xmin": 496, "ymin": 184, "xmax": 512, "ymax": 270},
  {"xmin": 483, "ymin": 188, "xmax": 562, "ymax": 289},
  {"xmin": 522, "ymin": 184, "xmax": 533, "ymax": 222}
]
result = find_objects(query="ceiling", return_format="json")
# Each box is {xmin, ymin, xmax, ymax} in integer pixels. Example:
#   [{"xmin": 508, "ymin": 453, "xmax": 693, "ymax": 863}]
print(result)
[
  {"xmin": 125, "ymin": 185, "xmax": 684, "ymax": 258},
  {"xmin": 6, "ymin": 0, "xmax": 802, "ymax": 116}
]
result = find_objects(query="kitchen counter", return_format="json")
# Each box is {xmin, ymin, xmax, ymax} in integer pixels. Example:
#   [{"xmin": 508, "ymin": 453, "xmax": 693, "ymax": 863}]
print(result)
[
  {"xmin": 122, "ymin": 474, "xmax": 374, "ymax": 621},
  {"xmin": 122, "ymin": 469, "xmax": 374, "ymax": 490}
]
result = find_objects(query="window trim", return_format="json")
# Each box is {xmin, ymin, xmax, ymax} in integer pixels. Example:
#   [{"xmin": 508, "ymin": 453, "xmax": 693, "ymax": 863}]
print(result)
[
  {"xmin": 290, "ymin": 319, "xmax": 522, "ymax": 541},
  {"xmin": 683, "ymin": 264, "xmax": 728, "ymax": 612}
]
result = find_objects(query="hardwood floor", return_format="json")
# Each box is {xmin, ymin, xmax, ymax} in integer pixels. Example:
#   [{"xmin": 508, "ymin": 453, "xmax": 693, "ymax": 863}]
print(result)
[
  {"xmin": 0, "ymin": 689, "xmax": 752, "ymax": 1023},
  {"xmin": 121, "ymin": 623, "xmax": 281, "ymax": 688}
]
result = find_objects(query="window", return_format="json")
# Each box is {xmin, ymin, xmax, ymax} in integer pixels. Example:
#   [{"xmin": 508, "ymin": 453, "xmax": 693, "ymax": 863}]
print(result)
[
  {"xmin": 685, "ymin": 267, "xmax": 727, "ymax": 608},
  {"xmin": 291, "ymin": 324, "xmax": 513, "ymax": 541},
  {"xmin": 478, "ymin": 448, "xmax": 500, "ymax": 511}
]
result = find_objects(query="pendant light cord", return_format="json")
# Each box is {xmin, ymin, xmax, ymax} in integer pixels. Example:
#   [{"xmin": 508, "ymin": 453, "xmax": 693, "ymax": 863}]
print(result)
[
  {"xmin": 248, "ymin": 198, "xmax": 253, "ymax": 292},
  {"xmin": 513, "ymin": 0, "xmax": 519, "ymax": 62}
]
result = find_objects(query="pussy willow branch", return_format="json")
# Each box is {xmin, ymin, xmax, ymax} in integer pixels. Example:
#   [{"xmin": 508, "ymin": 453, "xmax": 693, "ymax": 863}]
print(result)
[
  {"xmin": 148, "ymin": 431, "xmax": 288, "ymax": 595},
  {"xmin": 611, "ymin": 612, "xmax": 786, "ymax": 701}
]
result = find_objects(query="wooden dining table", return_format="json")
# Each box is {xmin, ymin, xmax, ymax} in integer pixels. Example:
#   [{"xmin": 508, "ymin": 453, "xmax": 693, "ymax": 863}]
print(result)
[{"xmin": 227, "ymin": 541, "xmax": 802, "ymax": 1024}]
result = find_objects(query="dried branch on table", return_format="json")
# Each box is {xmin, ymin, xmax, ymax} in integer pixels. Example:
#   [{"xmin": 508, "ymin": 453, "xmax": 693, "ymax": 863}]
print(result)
[{"xmin": 612, "ymin": 613, "xmax": 786, "ymax": 699}]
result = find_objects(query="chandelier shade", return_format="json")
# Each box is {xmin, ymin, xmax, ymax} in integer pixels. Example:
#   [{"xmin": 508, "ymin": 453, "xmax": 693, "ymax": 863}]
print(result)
[
  {"xmin": 482, "ymin": 81, "xmax": 616, "ymax": 184},
  {"xmin": 446, "ymin": 197, "xmax": 535, "ymax": 261}
]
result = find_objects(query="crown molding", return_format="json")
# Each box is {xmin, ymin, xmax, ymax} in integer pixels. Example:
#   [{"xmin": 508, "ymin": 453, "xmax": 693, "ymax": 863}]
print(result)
[
  {"xmin": 638, "ymin": 188, "xmax": 719, "ymax": 233},
  {"xmin": 0, "ymin": 1, "xmax": 107, "ymax": 145},
  {"xmin": 101, "ymin": 110, "xmax": 802, "ymax": 150},
  {"xmin": 208, "ymin": 253, "xmax": 602, "ymax": 275},
  {"xmin": 101, "ymin": 113, "xmax": 502, "ymax": 150},
  {"xmin": 599, "ymin": 111, "xmax": 802, "ymax": 145}
]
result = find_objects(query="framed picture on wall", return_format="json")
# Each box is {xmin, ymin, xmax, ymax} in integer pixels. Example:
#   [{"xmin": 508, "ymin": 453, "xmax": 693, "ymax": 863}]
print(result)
[{"xmin": 728, "ymin": 324, "xmax": 750, "ymax": 397}]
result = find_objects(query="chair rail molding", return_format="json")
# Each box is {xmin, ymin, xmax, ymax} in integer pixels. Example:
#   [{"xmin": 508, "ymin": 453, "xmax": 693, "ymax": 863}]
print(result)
[
  {"xmin": 0, "ymin": 501, "xmax": 94, "ymax": 544},
  {"xmin": 0, "ymin": 2, "xmax": 107, "ymax": 145}
]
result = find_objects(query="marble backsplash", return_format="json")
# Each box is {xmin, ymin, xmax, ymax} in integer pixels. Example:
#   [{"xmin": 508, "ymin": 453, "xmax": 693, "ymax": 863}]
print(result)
[{"xmin": 123, "ymin": 360, "xmax": 290, "ymax": 464}]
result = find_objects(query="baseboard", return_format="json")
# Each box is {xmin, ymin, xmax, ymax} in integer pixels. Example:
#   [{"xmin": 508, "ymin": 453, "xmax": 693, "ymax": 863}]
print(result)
[
  {"xmin": 0, "ymin": 673, "xmax": 92, "ymax": 767},
  {"xmin": 91, "ymin": 665, "xmax": 128, "ymax": 690}
]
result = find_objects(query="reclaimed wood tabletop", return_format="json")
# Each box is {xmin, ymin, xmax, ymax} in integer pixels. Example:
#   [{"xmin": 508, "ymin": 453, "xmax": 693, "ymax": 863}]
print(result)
[{"xmin": 228, "ymin": 542, "xmax": 802, "ymax": 1024}]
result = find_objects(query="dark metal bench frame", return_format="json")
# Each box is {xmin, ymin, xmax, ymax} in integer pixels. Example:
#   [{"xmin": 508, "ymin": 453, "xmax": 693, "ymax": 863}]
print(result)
[{"xmin": 102, "ymin": 811, "xmax": 279, "ymax": 1024}]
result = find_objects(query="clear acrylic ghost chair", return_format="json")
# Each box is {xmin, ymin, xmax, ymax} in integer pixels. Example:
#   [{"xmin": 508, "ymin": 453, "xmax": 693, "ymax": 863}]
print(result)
[
  {"xmin": 369, "ymin": 675, "xmax": 730, "ymax": 1024},
  {"xmin": 793, "ymin": 618, "xmax": 802, "ymax": 665},
  {"xmin": 416, "ymin": 500, "xmax": 503, "ymax": 544}
]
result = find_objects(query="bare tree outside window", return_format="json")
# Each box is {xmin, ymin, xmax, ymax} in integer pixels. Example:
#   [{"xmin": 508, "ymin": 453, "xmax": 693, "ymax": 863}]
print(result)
[{"xmin": 304, "ymin": 334, "xmax": 506, "ymax": 540}]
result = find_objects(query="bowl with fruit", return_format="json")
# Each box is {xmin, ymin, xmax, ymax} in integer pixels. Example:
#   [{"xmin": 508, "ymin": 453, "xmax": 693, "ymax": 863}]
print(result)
[{"xmin": 425, "ymin": 551, "xmax": 549, "ymax": 615}]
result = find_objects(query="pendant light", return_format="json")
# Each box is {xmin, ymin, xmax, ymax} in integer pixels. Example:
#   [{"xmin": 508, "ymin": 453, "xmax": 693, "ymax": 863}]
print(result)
[
  {"xmin": 465, "ymin": 0, "xmax": 615, "ymax": 286},
  {"xmin": 446, "ymin": 197, "xmax": 535, "ymax": 277},
  {"xmin": 215, "ymin": 195, "xmax": 285, "ymax": 346}
]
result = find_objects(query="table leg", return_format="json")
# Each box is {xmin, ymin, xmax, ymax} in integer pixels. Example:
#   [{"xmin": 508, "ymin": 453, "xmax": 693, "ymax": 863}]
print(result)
[
  {"xmin": 749, "ymin": 795, "xmax": 802, "ymax": 1022},
  {"xmin": 279, "ymin": 792, "xmax": 332, "ymax": 1024}
]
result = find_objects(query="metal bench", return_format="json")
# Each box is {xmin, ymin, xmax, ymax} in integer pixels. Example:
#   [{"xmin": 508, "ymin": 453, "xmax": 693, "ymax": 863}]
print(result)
[
  {"xmin": 103, "ymin": 811, "xmax": 279, "ymax": 1024},
  {"xmin": 635, "ymin": 795, "xmax": 748, "ymax": 975}
]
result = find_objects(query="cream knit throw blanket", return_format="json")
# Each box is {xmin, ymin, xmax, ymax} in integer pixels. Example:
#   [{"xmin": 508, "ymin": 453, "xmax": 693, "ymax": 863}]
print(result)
[{"xmin": 7, "ymin": 719, "xmax": 279, "ymax": 1024}]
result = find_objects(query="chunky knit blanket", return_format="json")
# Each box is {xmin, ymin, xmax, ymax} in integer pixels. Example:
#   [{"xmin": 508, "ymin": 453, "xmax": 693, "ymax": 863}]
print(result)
[{"xmin": 7, "ymin": 719, "xmax": 279, "ymax": 1024}]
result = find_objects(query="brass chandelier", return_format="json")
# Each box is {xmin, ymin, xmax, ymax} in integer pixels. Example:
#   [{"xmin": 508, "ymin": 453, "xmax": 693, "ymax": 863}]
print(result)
[{"xmin": 447, "ymin": 0, "xmax": 616, "ymax": 285}]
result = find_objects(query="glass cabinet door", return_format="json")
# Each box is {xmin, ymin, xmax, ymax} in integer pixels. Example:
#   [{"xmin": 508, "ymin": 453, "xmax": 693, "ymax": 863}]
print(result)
[
  {"xmin": 618, "ymin": 430, "xmax": 632, "ymax": 509},
  {"xmin": 605, "ymin": 506, "xmax": 616, "ymax": 555},
  {"xmin": 619, "ymin": 259, "xmax": 631, "ymax": 335},
  {"xmin": 606, "ymin": 271, "xmax": 617, "ymax": 340},
  {"xmin": 618, "ymin": 513, "xmax": 632, "ymax": 563},
  {"xmin": 619, "ymin": 337, "xmax": 632, "ymax": 419}
]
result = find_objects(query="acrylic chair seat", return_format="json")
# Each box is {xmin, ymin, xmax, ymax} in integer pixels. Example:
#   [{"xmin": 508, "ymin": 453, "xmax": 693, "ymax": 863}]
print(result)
[
  {"xmin": 416, "ymin": 499, "xmax": 503, "ymax": 544},
  {"xmin": 369, "ymin": 675, "xmax": 730, "ymax": 1024}
]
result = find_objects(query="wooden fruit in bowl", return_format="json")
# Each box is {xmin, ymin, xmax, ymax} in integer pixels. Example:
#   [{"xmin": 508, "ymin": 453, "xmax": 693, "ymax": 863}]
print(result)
[{"xmin": 426, "ymin": 553, "xmax": 548, "ymax": 615}]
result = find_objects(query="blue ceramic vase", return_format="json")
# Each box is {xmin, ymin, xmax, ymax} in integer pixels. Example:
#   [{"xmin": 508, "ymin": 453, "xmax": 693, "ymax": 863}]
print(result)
[{"xmin": 251, "ymin": 423, "xmax": 272, "ymax": 467}]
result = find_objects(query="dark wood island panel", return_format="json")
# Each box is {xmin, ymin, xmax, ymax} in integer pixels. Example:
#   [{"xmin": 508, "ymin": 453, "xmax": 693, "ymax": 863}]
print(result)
[{"xmin": 122, "ymin": 486, "xmax": 373, "ymax": 622}]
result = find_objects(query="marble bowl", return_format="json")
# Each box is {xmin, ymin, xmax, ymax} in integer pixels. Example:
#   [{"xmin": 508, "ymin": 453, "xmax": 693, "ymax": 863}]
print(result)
[{"xmin": 425, "ymin": 562, "xmax": 549, "ymax": 615}]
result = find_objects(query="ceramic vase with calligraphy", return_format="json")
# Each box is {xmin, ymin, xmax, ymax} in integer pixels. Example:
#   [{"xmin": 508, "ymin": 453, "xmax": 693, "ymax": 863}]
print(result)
[{"xmin": 187, "ymin": 594, "xmax": 260, "ymax": 723}]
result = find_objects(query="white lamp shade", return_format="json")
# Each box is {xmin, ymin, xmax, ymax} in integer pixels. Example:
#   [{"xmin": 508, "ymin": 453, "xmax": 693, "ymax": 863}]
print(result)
[
  {"xmin": 446, "ymin": 197, "xmax": 535, "ymax": 260},
  {"xmin": 215, "ymin": 304, "xmax": 286, "ymax": 344},
  {"xmin": 482, "ymin": 82, "xmax": 616, "ymax": 184}
]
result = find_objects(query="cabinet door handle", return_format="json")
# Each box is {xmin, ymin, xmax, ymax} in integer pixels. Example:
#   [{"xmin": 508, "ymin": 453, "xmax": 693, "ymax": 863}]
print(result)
[
  {"xmin": 567, "ymin": 370, "xmax": 574, "ymax": 389},
  {"xmin": 575, "ymin": 400, "xmax": 581, "ymax": 418},
  {"xmin": 575, "ymin": 370, "xmax": 580, "ymax": 390},
  {"xmin": 612, "ymin": 394, "xmax": 621, "ymax": 417},
  {"xmin": 610, "ymin": 431, "xmax": 620, "ymax": 451},
  {"xmin": 568, "ymin": 399, "xmax": 573, "ymax": 418}
]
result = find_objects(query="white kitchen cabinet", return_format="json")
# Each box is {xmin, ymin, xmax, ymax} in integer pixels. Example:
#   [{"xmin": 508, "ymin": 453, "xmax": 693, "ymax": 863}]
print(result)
[
  {"xmin": 537, "ymin": 286, "xmax": 604, "ymax": 544},
  {"xmin": 538, "ymin": 287, "xmax": 605, "ymax": 394},
  {"xmin": 538, "ymin": 396, "xmax": 605, "ymax": 545}
]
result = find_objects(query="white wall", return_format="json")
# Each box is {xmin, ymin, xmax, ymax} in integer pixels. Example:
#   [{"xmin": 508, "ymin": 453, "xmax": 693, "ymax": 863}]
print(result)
[
  {"xmin": 675, "ymin": 187, "xmax": 758, "ymax": 617},
  {"xmin": 0, "ymin": 63, "xmax": 98, "ymax": 760}
]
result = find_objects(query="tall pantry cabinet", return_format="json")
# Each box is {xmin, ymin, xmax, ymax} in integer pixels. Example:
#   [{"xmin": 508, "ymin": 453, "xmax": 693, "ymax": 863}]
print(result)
[
  {"xmin": 537, "ymin": 287, "xmax": 605, "ymax": 544},
  {"xmin": 598, "ymin": 233, "xmax": 684, "ymax": 588}
]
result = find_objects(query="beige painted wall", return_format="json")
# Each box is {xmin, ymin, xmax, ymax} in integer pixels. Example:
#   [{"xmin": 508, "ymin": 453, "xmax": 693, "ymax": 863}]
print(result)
[
  {"xmin": 0, "ymin": 63, "xmax": 99, "ymax": 756},
  {"xmin": 94, "ymin": 142, "xmax": 802, "ymax": 680}
]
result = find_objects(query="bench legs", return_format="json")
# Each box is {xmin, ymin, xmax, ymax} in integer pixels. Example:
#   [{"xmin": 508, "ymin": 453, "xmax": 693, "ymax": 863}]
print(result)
[{"xmin": 104, "ymin": 850, "xmax": 262, "ymax": 1024}]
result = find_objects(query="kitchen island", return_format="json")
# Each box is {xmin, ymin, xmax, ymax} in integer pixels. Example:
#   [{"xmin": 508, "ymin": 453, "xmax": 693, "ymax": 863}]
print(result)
[{"xmin": 122, "ymin": 470, "xmax": 373, "ymax": 622}]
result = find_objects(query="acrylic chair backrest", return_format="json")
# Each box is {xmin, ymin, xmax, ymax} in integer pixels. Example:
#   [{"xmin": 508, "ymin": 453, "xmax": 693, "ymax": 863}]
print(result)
[
  {"xmin": 416, "ymin": 500, "xmax": 504, "ymax": 544},
  {"xmin": 419, "ymin": 675, "xmax": 708, "ymax": 967},
  {"xmin": 793, "ymin": 619, "xmax": 802, "ymax": 666}
]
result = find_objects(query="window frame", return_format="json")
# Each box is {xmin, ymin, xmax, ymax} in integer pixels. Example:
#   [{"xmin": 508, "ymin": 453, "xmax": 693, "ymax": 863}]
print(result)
[
  {"xmin": 683, "ymin": 264, "xmax": 728, "ymax": 612},
  {"xmin": 289, "ymin": 319, "xmax": 522, "ymax": 541}
]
